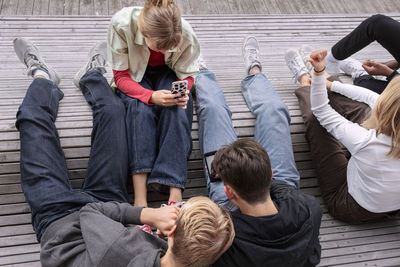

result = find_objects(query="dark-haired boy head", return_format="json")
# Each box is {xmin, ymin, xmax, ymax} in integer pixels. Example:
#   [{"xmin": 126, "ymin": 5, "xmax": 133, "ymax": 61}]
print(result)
[{"xmin": 212, "ymin": 139, "xmax": 278, "ymax": 217}]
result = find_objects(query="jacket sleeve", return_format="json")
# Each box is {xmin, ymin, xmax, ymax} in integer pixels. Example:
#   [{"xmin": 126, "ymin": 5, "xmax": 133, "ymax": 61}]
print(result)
[
  {"xmin": 171, "ymin": 29, "xmax": 200, "ymax": 80},
  {"xmin": 78, "ymin": 202, "xmax": 144, "ymax": 265},
  {"xmin": 107, "ymin": 23, "xmax": 130, "ymax": 71},
  {"xmin": 311, "ymin": 75, "xmax": 373, "ymax": 155}
]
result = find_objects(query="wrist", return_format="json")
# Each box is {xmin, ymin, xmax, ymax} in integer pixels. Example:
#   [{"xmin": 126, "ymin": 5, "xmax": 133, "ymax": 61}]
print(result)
[
  {"xmin": 313, "ymin": 66, "xmax": 326, "ymax": 76},
  {"xmin": 140, "ymin": 208, "xmax": 156, "ymax": 226}
]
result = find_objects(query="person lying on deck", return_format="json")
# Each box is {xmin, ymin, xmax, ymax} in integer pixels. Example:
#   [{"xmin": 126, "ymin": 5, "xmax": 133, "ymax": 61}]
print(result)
[
  {"xmin": 13, "ymin": 37, "xmax": 234, "ymax": 267},
  {"xmin": 194, "ymin": 36, "xmax": 323, "ymax": 267},
  {"xmin": 324, "ymin": 14, "xmax": 400, "ymax": 94},
  {"xmin": 107, "ymin": 0, "xmax": 200, "ymax": 224},
  {"xmin": 285, "ymin": 47, "xmax": 400, "ymax": 224}
]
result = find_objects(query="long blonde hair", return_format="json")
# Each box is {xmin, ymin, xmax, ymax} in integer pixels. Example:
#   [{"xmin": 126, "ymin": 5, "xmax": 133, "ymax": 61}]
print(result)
[
  {"xmin": 137, "ymin": 0, "xmax": 182, "ymax": 50},
  {"xmin": 362, "ymin": 75, "xmax": 400, "ymax": 158}
]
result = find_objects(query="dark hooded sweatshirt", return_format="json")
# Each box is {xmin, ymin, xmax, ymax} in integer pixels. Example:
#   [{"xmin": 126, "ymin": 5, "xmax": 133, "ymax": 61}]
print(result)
[{"xmin": 212, "ymin": 180, "xmax": 322, "ymax": 267}]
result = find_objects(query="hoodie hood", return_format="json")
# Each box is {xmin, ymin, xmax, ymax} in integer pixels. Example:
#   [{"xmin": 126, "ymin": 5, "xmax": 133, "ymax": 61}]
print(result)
[{"xmin": 213, "ymin": 180, "xmax": 322, "ymax": 267}]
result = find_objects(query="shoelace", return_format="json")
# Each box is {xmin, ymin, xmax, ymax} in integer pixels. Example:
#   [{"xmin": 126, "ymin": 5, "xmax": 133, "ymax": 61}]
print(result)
[
  {"xmin": 89, "ymin": 54, "xmax": 106, "ymax": 69},
  {"xmin": 246, "ymin": 48, "xmax": 260, "ymax": 63},
  {"xmin": 288, "ymin": 56, "xmax": 309, "ymax": 83}
]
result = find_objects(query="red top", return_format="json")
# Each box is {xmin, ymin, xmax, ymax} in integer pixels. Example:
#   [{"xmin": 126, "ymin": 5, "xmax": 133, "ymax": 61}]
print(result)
[{"xmin": 113, "ymin": 48, "xmax": 194, "ymax": 105}]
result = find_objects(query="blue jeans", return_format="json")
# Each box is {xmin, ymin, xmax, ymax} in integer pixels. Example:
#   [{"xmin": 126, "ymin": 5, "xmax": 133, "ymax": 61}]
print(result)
[
  {"xmin": 16, "ymin": 70, "xmax": 129, "ymax": 241},
  {"xmin": 195, "ymin": 70, "xmax": 300, "ymax": 207},
  {"xmin": 118, "ymin": 65, "xmax": 193, "ymax": 190}
]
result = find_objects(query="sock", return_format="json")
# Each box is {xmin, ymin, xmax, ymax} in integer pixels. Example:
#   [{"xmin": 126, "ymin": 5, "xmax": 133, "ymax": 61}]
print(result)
[
  {"xmin": 326, "ymin": 52, "xmax": 339, "ymax": 63},
  {"xmin": 33, "ymin": 69, "xmax": 50, "ymax": 80}
]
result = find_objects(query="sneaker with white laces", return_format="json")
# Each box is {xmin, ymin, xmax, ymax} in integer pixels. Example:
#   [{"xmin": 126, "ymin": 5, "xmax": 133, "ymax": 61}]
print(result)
[
  {"xmin": 285, "ymin": 49, "xmax": 310, "ymax": 84},
  {"xmin": 325, "ymin": 52, "xmax": 341, "ymax": 75},
  {"xmin": 13, "ymin": 38, "xmax": 61, "ymax": 86},
  {"xmin": 73, "ymin": 41, "xmax": 107, "ymax": 89},
  {"xmin": 198, "ymin": 54, "xmax": 208, "ymax": 71},
  {"xmin": 298, "ymin": 44, "xmax": 313, "ymax": 73},
  {"xmin": 339, "ymin": 57, "xmax": 368, "ymax": 79},
  {"xmin": 242, "ymin": 36, "xmax": 262, "ymax": 75}
]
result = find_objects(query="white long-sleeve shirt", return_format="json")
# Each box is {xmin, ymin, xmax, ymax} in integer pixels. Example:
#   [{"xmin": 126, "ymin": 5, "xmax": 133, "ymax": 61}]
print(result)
[{"xmin": 311, "ymin": 75, "xmax": 400, "ymax": 213}]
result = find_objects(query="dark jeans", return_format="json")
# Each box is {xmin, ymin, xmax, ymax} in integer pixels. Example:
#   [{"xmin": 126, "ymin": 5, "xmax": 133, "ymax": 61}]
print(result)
[
  {"xmin": 332, "ymin": 14, "xmax": 400, "ymax": 63},
  {"xmin": 295, "ymin": 76, "xmax": 396, "ymax": 223},
  {"xmin": 332, "ymin": 14, "xmax": 400, "ymax": 94},
  {"xmin": 16, "ymin": 70, "xmax": 129, "ymax": 241},
  {"xmin": 118, "ymin": 65, "xmax": 193, "ymax": 191}
]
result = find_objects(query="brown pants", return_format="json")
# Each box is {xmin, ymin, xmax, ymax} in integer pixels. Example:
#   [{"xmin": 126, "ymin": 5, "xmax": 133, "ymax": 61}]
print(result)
[{"xmin": 295, "ymin": 78, "xmax": 398, "ymax": 223}]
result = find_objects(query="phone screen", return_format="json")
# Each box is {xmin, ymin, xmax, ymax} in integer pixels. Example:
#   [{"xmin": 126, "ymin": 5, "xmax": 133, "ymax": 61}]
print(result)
[{"xmin": 204, "ymin": 151, "xmax": 219, "ymax": 181}]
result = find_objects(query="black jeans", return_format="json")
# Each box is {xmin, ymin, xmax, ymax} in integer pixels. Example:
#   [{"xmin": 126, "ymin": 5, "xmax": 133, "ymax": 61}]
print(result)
[
  {"xmin": 332, "ymin": 14, "xmax": 400, "ymax": 94},
  {"xmin": 332, "ymin": 14, "xmax": 400, "ymax": 63},
  {"xmin": 16, "ymin": 70, "xmax": 129, "ymax": 241}
]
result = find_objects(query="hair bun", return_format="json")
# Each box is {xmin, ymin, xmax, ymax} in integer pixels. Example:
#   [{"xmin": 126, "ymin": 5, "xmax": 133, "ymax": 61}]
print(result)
[{"xmin": 148, "ymin": 0, "xmax": 174, "ymax": 7}]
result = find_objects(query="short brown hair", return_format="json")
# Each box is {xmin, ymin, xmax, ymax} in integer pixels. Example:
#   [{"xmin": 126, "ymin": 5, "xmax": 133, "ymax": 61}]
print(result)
[
  {"xmin": 172, "ymin": 196, "xmax": 235, "ymax": 267},
  {"xmin": 212, "ymin": 139, "xmax": 273, "ymax": 204},
  {"xmin": 138, "ymin": 0, "xmax": 182, "ymax": 50}
]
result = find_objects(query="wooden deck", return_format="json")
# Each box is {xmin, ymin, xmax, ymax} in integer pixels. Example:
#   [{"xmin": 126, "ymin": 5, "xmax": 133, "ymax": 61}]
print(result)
[
  {"xmin": 2, "ymin": 0, "xmax": 400, "ymax": 15},
  {"xmin": 1, "ymin": 14, "xmax": 400, "ymax": 266}
]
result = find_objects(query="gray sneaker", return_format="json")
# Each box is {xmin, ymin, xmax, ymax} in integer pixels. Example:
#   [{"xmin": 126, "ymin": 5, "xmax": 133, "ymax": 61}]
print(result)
[
  {"xmin": 198, "ymin": 54, "xmax": 208, "ymax": 71},
  {"xmin": 285, "ymin": 49, "xmax": 310, "ymax": 84},
  {"xmin": 298, "ymin": 44, "xmax": 313, "ymax": 73},
  {"xmin": 73, "ymin": 41, "xmax": 107, "ymax": 89},
  {"xmin": 13, "ymin": 38, "xmax": 60, "ymax": 85},
  {"xmin": 339, "ymin": 57, "xmax": 368, "ymax": 79},
  {"xmin": 242, "ymin": 36, "xmax": 262, "ymax": 75}
]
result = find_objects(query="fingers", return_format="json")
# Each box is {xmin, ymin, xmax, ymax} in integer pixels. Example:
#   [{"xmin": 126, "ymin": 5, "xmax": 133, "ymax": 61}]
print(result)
[{"xmin": 309, "ymin": 49, "xmax": 327, "ymax": 61}]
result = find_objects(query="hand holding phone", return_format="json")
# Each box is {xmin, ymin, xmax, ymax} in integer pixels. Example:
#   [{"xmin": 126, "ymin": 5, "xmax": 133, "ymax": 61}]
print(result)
[{"xmin": 171, "ymin": 80, "xmax": 188, "ymax": 98}]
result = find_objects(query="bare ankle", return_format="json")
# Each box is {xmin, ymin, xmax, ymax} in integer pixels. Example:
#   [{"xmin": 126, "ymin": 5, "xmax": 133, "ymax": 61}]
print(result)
[{"xmin": 249, "ymin": 66, "xmax": 261, "ymax": 76}]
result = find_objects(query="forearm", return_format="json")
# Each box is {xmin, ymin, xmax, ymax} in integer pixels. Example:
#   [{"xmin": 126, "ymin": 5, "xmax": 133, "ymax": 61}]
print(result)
[
  {"xmin": 384, "ymin": 59, "xmax": 399, "ymax": 70},
  {"xmin": 80, "ymin": 202, "xmax": 143, "ymax": 225},
  {"xmin": 330, "ymin": 81, "xmax": 379, "ymax": 108},
  {"xmin": 113, "ymin": 69, "xmax": 154, "ymax": 105}
]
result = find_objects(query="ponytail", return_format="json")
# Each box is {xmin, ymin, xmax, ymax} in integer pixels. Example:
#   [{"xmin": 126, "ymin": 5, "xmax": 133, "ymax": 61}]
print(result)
[{"xmin": 138, "ymin": 0, "xmax": 182, "ymax": 50}]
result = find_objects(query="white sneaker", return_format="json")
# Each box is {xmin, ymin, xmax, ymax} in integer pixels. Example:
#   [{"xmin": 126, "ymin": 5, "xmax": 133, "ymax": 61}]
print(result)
[
  {"xmin": 13, "ymin": 38, "xmax": 61, "ymax": 85},
  {"xmin": 242, "ymin": 36, "xmax": 262, "ymax": 75},
  {"xmin": 339, "ymin": 57, "xmax": 368, "ymax": 79},
  {"xmin": 298, "ymin": 44, "xmax": 313, "ymax": 73},
  {"xmin": 198, "ymin": 54, "xmax": 208, "ymax": 71},
  {"xmin": 73, "ymin": 41, "xmax": 107, "ymax": 89},
  {"xmin": 285, "ymin": 49, "xmax": 310, "ymax": 84},
  {"xmin": 325, "ymin": 52, "xmax": 341, "ymax": 75}
]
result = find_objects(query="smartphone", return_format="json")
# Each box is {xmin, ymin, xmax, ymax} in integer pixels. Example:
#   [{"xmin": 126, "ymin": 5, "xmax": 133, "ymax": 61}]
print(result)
[
  {"xmin": 204, "ymin": 150, "xmax": 220, "ymax": 181},
  {"xmin": 171, "ymin": 80, "xmax": 188, "ymax": 98}
]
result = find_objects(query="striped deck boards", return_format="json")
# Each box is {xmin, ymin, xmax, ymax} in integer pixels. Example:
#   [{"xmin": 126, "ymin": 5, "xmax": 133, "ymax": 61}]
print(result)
[{"xmin": 0, "ymin": 14, "xmax": 400, "ymax": 266}]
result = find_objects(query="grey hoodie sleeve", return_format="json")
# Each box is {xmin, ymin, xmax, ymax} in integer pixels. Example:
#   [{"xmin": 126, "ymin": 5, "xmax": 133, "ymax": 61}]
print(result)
[
  {"xmin": 78, "ymin": 202, "xmax": 145, "ymax": 265},
  {"xmin": 80, "ymin": 201, "xmax": 143, "ymax": 225}
]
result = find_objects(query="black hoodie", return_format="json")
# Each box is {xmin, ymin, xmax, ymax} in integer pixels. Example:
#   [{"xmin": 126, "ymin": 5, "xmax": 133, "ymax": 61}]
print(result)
[{"xmin": 213, "ymin": 180, "xmax": 322, "ymax": 267}]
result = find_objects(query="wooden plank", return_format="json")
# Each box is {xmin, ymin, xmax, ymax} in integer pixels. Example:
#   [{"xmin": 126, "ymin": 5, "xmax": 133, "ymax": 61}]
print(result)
[
  {"xmin": 17, "ymin": 0, "xmax": 34, "ymax": 15},
  {"xmin": 48, "ymin": 0, "xmax": 64, "ymax": 15},
  {"xmin": 0, "ymin": 0, "xmax": 18, "ymax": 15},
  {"xmin": 79, "ymin": 0, "xmax": 94, "ymax": 15},
  {"xmin": 32, "ymin": 0, "xmax": 50, "ymax": 15},
  {"xmin": 94, "ymin": 0, "xmax": 107, "ymax": 16},
  {"xmin": 64, "ymin": 0, "xmax": 79, "ymax": 15}
]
